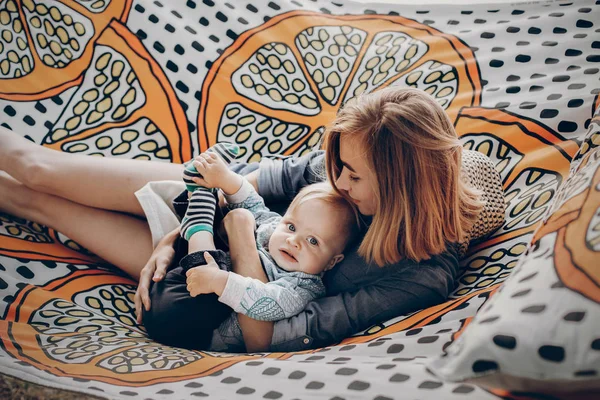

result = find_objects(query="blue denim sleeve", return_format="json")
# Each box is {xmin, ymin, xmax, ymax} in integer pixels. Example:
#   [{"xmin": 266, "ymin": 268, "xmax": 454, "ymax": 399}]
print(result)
[
  {"xmin": 255, "ymin": 151, "xmax": 326, "ymax": 203},
  {"xmin": 269, "ymin": 248, "xmax": 459, "ymax": 352}
]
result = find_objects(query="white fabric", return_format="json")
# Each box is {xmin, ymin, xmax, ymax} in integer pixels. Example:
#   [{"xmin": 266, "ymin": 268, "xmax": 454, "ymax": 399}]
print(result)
[{"xmin": 134, "ymin": 180, "xmax": 186, "ymax": 248}]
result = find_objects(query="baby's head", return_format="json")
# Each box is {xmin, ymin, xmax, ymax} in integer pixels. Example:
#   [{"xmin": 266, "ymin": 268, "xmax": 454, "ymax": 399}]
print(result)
[{"xmin": 268, "ymin": 182, "xmax": 360, "ymax": 275}]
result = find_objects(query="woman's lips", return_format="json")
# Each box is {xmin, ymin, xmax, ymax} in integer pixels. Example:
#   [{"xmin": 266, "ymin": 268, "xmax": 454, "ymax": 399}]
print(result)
[{"xmin": 280, "ymin": 249, "xmax": 297, "ymax": 262}]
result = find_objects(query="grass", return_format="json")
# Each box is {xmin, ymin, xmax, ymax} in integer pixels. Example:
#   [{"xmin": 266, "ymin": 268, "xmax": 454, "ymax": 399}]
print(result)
[{"xmin": 0, "ymin": 373, "xmax": 104, "ymax": 400}]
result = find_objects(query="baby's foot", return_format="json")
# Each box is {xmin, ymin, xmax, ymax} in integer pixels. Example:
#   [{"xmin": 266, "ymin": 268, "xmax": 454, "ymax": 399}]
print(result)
[
  {"xmin": 180, "ymin": 189, "xmax": 217, "ymax": 240},
  {"xmin": 183, "ymin": 142, "xmax": 239, "ymax": 192}
]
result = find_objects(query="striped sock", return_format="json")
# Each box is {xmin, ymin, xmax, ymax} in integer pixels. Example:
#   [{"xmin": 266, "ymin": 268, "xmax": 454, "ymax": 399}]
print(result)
[
  {"xmin": 181, "ymin": 189, "xmax": 217, "ymax": 240},
  {"xmin": 183, "ymin": 142, "xmax": 240, "ymax": 192}
]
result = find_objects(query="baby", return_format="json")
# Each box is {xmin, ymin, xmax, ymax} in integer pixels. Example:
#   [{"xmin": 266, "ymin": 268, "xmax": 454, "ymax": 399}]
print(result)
[{"xmin": 178, "ymin": 143, "xmax": 359, "ymax": 351}]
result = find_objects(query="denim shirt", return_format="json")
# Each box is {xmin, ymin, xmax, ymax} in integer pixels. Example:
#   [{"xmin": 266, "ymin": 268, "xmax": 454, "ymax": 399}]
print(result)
[{"xmin": 231, "ymin": 151, "xmax": 460, "ymax": 352}]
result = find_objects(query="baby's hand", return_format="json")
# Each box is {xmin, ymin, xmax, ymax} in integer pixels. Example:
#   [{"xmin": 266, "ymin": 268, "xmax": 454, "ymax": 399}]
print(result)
[
  {"xmin": 190, "ymin": 152, "xmax": 231, "ymax": 189},
  {"xmin": 191, "ymin": 153, "xmax": 243, "ymax": 195},
  {"xmin": 186, "ymin": 252, "xmax": 229, "ymax": 296}
]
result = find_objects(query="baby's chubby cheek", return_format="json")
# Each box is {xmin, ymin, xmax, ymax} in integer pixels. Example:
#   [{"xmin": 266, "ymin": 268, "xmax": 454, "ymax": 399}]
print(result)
[{"xmin": 267, "ymin": 234, "xmax": 286, "ymax": 264}]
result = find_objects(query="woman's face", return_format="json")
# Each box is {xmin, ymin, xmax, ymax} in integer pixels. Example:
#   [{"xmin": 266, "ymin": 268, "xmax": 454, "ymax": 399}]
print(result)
[{"xmin": 334, "ymin": 136, "xmax": 378, "ymax": 216}]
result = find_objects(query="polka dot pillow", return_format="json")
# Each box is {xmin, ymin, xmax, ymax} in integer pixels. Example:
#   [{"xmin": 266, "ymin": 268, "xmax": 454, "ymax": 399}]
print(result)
[{"xmin": 429, "ymin": 120, "xmax": 600, "ymax": 395}]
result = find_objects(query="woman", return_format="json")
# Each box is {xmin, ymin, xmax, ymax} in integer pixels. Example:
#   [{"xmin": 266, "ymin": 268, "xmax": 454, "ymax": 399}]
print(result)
[{"xmin": 0, "ymin": 87, "xmax": 503, "ymax": 352}]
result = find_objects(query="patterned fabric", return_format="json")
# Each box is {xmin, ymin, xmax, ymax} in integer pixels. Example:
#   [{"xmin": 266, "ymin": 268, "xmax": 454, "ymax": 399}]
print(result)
[
  {"xmin": 429, "ymin": 128, "xmax": 600, "ymax": 393},
  {"xmin": 0, "ymin": 0, "xmax": 598, "ymax": 399},
  {"xmin": 458, "ymin": 150, "xmax": 506, "ymax": 257}
]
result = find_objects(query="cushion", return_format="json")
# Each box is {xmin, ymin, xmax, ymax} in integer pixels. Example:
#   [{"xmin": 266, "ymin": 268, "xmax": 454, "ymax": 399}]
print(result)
[
  {"xmin": 428, "ymin": 112, "xmax": 600, "ymax": 394},
  {"xmin": 459, "ymin": 149, "xmax": 506, "ymax": 256}
]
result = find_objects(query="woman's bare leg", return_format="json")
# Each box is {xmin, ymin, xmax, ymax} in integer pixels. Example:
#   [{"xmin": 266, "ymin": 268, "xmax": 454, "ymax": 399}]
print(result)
[
  {"xmin": 0, "ymin": 127, "xmax": 184, "ymax": 216},
  {"xmin": 0, "ymin": 171, "xmax": 153, "ymax": 279}
]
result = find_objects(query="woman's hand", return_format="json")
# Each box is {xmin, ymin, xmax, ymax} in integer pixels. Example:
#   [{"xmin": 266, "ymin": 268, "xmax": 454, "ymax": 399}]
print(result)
[
  {"xmin": 134, "ymin": 227, "xmax": 179, "ymax": 323},
  {"xmin": 186, "ymin": 252, "xmax": 229, "ymax": 297}
]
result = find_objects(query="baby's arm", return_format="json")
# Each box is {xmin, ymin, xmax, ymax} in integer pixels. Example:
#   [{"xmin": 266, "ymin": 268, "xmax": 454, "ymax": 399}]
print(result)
[
  {"xmin": 224, "ymin": 179, "xmax": 281, "ymax": 227},
  {"xmin": 219, "ymin": 273, "xmax": 326, "ymax": 321},
  {"xmin": 222, "ymin": 209, "xmax": 271, "ymax": 351}
]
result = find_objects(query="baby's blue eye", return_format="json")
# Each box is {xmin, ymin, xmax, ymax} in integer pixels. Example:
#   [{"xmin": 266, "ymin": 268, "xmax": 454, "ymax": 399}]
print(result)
[
  {"xmin": 287, "ymin": 223, "xmax": 295, "ymax": 232},
  {"xmin": 308, "ymin": 237, "xmax": 318, "ymax": 246}
]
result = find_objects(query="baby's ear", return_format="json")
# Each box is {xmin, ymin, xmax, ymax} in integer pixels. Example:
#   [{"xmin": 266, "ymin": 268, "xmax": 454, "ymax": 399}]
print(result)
[{"xmin": 326, "ymin": 254, "xmax": 345, "ymax": 270}]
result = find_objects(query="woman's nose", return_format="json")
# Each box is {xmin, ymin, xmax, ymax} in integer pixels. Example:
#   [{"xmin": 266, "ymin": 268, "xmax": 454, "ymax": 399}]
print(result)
[{"xmin": 336, "ymin": 170, "xmax": 349, "ymax": 191}]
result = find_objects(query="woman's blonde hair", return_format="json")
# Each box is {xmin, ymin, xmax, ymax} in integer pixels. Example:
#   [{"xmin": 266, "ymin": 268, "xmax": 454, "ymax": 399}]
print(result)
[{"xmin": 324, "ymin": 87, "xmax": 483, "ymax": 265}]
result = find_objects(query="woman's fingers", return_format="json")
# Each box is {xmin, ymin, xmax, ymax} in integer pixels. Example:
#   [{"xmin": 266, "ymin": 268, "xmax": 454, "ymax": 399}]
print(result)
[
  {"xmin": 136, "ymin": 260, "xmax": 159, "ymax": 320},
  {"xmin": 141, "ymin": 257, "xmax": 157, "ymax": 276},
  {"xmin": 141, "ymin": 288, "xmax": 151, "ymax": 311},
  {"xmin": 134, "ymin": 291, "xmax": 143, "ymax": 323},
  {"xmin": 153, "ymin": 254, "xmax": 172, "ymax": 281},
  {"xmin": 152, "ymin": 265, "xmax": 163, "ymax": 281},
  {"xmin": 134, "ymin": 282, "xmax": 150, "ymax": 321}
]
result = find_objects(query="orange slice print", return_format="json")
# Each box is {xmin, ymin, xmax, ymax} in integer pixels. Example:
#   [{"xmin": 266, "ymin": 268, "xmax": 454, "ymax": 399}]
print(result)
[
  {"xmin": 41, "ymin": 20, "xmax": 191, "ymax": 163},
  {"xmin": 559, "ymin": 157, "xmax": 600, "ymax": 302},
  {"xmin": 571, "ymin": 97, "xmax": 600, "ymax": 168},
  {"xmin": 0, "ymin": 0, "xmax": 132, "ymax": 100},
  {"xmin": 454, "ymin": 107, "xmax": 580, "ymax": 296},
  {"xmin": 1, "ymin": 270, "xmax": 280, "ymax": 385},
  {"xmin": 197, "ymin": 11, "xmax": 481, "ymax": 162},
  {"xmin": 531, "ymin": 149, "xmax": 600, "ymax": 303},
  {"xmin": 1, "ymin": 20, "xmax": 191, "ymax": 262}
]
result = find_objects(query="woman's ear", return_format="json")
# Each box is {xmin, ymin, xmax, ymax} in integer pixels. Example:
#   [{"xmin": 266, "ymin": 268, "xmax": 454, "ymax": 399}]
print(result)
[{"xmin": 325, "ymin": 254, "xmax": 345, "ymax": 270}]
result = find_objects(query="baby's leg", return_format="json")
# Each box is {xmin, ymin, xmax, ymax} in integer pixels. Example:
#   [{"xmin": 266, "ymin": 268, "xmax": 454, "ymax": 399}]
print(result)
[
  {"xmin": 180, "ymin": 142, "xmax": 240, "ymax": 242},
  {"xmin": 143, "ymin": 250, "xmax": 231, "ymax": 350},
  {"xmin": 0, "ymin": 127, "xmax": 183, "ymax": 216},
  {"xmin": 180, "ymin": 190, "xmax": 218, "ymax": 243}
]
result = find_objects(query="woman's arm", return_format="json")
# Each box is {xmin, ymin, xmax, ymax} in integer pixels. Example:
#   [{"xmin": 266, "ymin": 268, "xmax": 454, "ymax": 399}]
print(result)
[
  {"xmin": 244, "ymin": 169, "xmax": 259, "ymax": 192},
  {"xmin": 270, "ymin": 264, "xmax": 450, "ymax": 351},
  {"xmin": 270, "ymin": 248, "xmax": 458, "ymax": 352},
  {"xmin": 229, "ymin": 151, "xmax": 325, "ymax": 203},
  {"xmin": 222, "ymin": 209, "xmax": 273, "ymax": 352},
  {"xmin": 134, "ymin": 226, "xmax": 179, "ymax": 323}
]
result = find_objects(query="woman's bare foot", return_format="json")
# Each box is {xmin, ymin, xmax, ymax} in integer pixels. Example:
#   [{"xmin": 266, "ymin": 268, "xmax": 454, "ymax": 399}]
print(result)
[
  {"xmin": 0, "ymin": 127, "xmax": 38, "ymax": 178},
  {"xmin": 0, "ymin": 171, "xmax": 36, "ymax": 221}
]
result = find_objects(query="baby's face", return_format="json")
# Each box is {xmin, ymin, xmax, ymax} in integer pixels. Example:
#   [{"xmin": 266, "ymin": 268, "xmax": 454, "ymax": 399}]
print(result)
[{"xmin": 268, "ymin": 199, "xmax": 348, "ymax": 275}]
